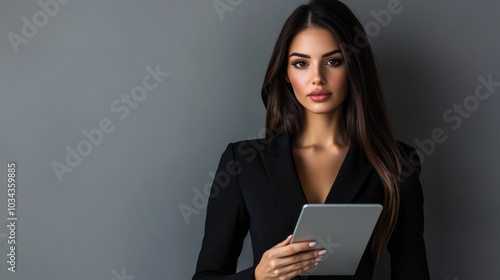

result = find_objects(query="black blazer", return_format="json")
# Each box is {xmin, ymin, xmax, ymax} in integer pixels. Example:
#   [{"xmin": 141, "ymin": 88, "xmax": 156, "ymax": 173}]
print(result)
[{"xmin": 193, "ymin": 133, "xmax": 430, "ymax": 280}]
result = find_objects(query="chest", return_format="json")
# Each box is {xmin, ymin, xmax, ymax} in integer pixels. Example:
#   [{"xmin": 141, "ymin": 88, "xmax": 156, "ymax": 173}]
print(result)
[{"xmin": 291, "ymin": 146, "xmax": 349, "ymax": 204}]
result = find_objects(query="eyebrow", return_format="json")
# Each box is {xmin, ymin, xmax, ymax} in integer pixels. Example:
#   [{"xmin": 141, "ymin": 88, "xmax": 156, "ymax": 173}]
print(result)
[{"xmin": 289, "ymin": 49, "xmax": 341, "ymax": 59}]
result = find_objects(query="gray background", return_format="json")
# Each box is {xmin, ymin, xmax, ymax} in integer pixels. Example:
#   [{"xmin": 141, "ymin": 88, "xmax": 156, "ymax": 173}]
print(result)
[{"xmin": 0, "ymin": 0, "xmax": 498, "ymax": 279}]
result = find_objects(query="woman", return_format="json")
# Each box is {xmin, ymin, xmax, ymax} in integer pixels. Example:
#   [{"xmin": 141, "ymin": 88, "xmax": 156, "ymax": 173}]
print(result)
[{"xmin": 193, "ymin": 0, "xmax": 430, "ymax": 279}]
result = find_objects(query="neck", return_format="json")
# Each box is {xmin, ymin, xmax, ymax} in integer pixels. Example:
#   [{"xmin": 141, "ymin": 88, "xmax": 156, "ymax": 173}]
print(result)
[{"xmin": 293, "ymin": 107, "xmax": 350, "ymax": 148}]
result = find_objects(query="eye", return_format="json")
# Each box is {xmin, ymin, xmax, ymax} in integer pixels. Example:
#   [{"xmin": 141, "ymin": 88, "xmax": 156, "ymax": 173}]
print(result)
[
  {"xmin": 291, "ymin": 61, "xmax": 308, "ymax": 69},
  {"xmin": 326, "ymin": 58, "xmax": 343, "ymax": 67}
]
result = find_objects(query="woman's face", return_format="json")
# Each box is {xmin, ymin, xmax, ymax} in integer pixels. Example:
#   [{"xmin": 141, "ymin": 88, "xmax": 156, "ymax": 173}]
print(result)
[{"xmin": 286, "ymin": 27, "xmax": 348, "ymax": 115}]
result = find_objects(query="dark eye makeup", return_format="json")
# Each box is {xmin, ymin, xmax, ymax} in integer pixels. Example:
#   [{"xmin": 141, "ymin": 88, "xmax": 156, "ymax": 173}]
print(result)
[{"xmin": 291, "ymin": 58, "xmax": 344, "ymax": 69}]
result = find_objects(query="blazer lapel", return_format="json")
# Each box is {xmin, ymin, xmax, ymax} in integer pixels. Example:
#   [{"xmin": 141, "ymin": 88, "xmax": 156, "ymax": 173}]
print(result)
[
  {"xmin": 260, "ymin": 134, "xmax": 307, "ymax": 228},
  {"xmin": 324, "ymin": 138, "xmax": 373, "ymax": 204},
  {"xmin": 259, "ymin": 133, "xmax": 373, "ymax": 228}
]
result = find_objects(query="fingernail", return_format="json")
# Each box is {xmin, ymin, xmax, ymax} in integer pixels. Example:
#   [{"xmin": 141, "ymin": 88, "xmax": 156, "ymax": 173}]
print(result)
[
  {"xmin": 318, "ymin": 249, "xmax": 327, "ymax": 255},
  {"xmin": 315, "ymin": 256, "xmax": 323, "ymax": 262},
  {"xmin": 288, "ymin": 234, "xmax": 292, "ymax": 239},
  {"xmin": 309, "ymin": 242, "xmax": 316, "ymax": 247},
  {"xmin": 314, "ymin": 261, "xmax": 319, "ymax": 266}
]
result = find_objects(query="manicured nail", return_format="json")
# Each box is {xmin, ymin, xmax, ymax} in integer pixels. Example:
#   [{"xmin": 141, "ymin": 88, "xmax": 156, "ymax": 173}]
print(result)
[
  {"xmin": 288, "ymin": 234, "xmax": 292, "ymax": 239},
  {"xmin": 315, "ymin": 256, "xmax": 323, "ymax": 262},
  {"xmin": 309, "ymin": 242, "xmax": 316, "ymax": 247},
  {"xmin": 314, "ymin": 261, "xmax": 319, "ymax": 266},
  {"xmin": 318, "ymin": 249, "xmax": 327, "ymax": 255}
]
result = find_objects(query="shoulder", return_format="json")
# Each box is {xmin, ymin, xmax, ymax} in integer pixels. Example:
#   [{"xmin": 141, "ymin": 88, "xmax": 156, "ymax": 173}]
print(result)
[
  {"xmin": 394, "ymin": 140, "xmax": 424, "ymax": 211},
  {"xmin": 231, "ymin": 137, "xmax": 269, "ymax": 147},
  {"xmin": 229, "ymin": 136, "xmax": 271, "ymax": 153},
  {"xmin": 394, "ymin": 140, "xmax": 423, "ymax": 182},
  {"xmin": 230, "ymin": 136, "xmax": 269, "ymax": 147},
  {"xmin": 396, "ymin": 140, "xmax": 417, "ymax": 156},
  {"xmin": 217, "ymin": 137, "xmax": 270, "ymax": 162}
]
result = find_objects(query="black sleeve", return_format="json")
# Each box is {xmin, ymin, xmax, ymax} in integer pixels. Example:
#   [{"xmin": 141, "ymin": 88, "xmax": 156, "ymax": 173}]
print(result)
[
  {"xmin": 192, "ymin": 143, "xmax": 255, "ymax": 280},
  {"xmin": 387, "ymin": 146, "xmax": 431, "ymax": 280}
]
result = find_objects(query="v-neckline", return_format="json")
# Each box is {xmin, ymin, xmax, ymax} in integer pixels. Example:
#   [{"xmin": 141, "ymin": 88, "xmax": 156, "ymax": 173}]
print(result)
[{"xmin": 290, "ymin": 140, "xmax": 353, "ymax": 204}]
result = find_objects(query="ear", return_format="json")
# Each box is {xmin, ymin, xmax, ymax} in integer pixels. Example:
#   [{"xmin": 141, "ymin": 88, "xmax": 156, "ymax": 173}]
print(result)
[{"xmin": 285, "ymin": 73, "xmax": 290, "ymax": 83}]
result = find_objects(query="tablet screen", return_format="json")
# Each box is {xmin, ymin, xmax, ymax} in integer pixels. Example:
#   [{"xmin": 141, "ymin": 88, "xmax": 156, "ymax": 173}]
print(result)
[{"xmin": 290, "ymin": 204, "xmax": 383, "ymax": 276}]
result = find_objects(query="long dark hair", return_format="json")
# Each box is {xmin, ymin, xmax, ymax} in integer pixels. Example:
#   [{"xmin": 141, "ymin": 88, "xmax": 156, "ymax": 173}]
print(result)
[{"xmin": 261, "ymin": 0, "xmax": 410, "ymax": 262}]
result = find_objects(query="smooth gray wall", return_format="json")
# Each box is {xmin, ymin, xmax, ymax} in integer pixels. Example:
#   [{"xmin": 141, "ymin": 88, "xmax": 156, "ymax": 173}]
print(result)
[{"xmin": 0, "ymin": 0, "xmax": 498, "ymax": 279}]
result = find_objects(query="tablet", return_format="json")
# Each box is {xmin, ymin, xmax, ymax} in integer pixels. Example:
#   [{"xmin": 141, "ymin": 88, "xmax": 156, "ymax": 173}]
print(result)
[{"xmin": 290, "ymin": 204, "xmax": 383, "ymax": 276}]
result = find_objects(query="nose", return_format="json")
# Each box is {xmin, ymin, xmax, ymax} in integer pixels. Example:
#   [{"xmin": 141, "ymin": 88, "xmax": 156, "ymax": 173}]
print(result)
[{"xmin": 311, "ymin": 64, "xmax": 326, "ymax": 85}]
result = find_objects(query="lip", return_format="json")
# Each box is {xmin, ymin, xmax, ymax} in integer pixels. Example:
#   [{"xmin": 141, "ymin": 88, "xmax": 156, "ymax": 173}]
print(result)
[
  {"xmin": 308, "ymin": 90, "xmax": 331, "ymax": 96},
  {"xmin": 308, "ymin": 90, "xmax": 332, "ymax": 102}
]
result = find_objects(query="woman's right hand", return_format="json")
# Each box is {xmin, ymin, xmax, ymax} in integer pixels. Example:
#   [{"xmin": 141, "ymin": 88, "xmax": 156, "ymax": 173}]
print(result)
[{"xmin": 254, "ymin": 235, "xmax": 327, "ymax": 280}]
